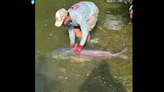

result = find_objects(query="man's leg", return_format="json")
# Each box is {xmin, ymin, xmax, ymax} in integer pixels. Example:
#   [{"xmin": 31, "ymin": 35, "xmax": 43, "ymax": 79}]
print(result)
[
  {"xmin": 74, "ymin": 29, "xmax": 82, "ymax": 41},
  {"xmin": 74, "ymin": 29, "xmax": 90, "ymax": 42},
  {"xmin": 86, "ymin": 8, "xmax": 99, "ymax": 42},
  {"xmin": 87, "ymin": 30, "xmax": 90, "ymax": 42}
]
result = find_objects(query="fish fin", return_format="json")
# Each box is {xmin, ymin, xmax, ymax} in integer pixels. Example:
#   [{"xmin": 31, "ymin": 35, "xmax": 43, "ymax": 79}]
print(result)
[
  {"xmin": 119, "ymin": 48, "xmax": 127, "ymax": 55},
  {"xmin": 122, "ymin": 48, "xmax": 127, "ymax": 53},
  {"xmin": 118, "ymin": 48, "xmax": 127, "ymax": 59},
  {"xmin": 115, "ymin": 48, "xmax": 127, "ymax": 57}
]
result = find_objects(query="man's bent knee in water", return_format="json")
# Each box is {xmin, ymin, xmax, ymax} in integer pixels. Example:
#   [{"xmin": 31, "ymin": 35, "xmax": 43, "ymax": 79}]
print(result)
[{"xmin": 74, "ymin": 28, "xmax": 90, "ymax": 43}]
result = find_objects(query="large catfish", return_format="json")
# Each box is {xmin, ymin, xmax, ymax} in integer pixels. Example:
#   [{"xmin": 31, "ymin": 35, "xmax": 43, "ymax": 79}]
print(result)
[{"xmin": 52, "ymin": 43, "xmax": 127, "ymax": 62}]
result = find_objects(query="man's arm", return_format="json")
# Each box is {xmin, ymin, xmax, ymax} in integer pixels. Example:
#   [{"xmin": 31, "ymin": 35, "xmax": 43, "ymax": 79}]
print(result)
[
  {"xmin": 77, "ymin": 15, "xmax": 88, "ymax": 46},
  {"xmin": 68, "ymin": 26, "xmax": 75, "ymax": 44}
]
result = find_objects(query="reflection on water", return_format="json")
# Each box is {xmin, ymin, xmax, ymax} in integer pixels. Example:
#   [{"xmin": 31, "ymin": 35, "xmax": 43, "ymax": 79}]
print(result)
[
  {"xmin": 36, "ymin": 53, "xmax": 129, "ymax": 92},
  {"xmin": 79, "ymin": 61, "xmax": 126, "ymax": 92},
  {"xmin": 103, "ymin": 14, "xmax": 122, "ymax": 31},
  {"xmin": 90, "ymin": 37, "xmax": 101, "ymax": 44},
  {"xmin": 35, "ymin": 0, "xmax": 132, "ymax": 92}
]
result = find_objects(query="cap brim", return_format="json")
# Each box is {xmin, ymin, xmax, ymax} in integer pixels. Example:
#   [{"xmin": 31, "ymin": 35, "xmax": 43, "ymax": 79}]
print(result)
[{"xmin": 55, "ymin": 20, "xmax": 63, "ymax": 27}]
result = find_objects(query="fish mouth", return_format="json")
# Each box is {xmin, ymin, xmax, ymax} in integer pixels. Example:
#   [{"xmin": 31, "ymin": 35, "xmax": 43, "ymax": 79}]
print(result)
[{"xmin": 52, "ymin": 52, "xmax": 69, "ymax": 60}]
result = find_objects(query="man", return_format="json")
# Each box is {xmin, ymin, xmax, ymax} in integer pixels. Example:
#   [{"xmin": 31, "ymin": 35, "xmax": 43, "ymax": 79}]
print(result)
[
  {"xmin": 55, "ymin": 1, "xmax": 99, "ymax": 54},
  {"xmin": 129, "ymin": 4, "xmax": 133, "ymax": 18}
]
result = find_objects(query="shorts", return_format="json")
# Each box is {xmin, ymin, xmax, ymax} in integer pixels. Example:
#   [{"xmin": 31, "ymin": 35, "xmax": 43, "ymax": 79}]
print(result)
[{"xmin": 87, "ymin": 8, "xmax": 99, "ymax": 31}]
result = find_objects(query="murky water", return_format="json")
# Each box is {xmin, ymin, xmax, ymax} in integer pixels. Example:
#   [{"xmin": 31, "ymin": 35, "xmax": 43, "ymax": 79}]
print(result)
[{"xmin": 35, "ymin": 0, "xmax": 132, "ymax": 92}]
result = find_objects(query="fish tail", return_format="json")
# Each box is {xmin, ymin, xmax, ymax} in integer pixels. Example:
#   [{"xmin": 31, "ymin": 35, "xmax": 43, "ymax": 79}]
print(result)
[
  {"xmin": 119, "ymin": 48, "xmax": 127, "ymax": 56},
  {"xmin": 110, "ymin": 48, "xmax": 127, "ymax": 57}
]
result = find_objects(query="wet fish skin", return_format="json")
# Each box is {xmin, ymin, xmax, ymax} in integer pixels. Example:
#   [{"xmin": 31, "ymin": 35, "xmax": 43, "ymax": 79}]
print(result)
[{"xmin": 52, "ymin": 43, "xmax": 127, "ymax": 60}]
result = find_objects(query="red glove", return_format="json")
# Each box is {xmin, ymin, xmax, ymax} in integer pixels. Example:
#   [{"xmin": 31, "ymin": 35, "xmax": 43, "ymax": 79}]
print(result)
[
  {"xmin": 70, "ymin": 44, "xmax": 74, "ymax": 48},
  {"xmin": 74, "ymin": 44, "xmax": 83, "ymax": 54}
]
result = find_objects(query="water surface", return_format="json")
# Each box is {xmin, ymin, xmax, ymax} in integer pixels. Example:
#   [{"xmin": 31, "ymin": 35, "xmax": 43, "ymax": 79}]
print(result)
[{"xmin": 35, "ymin": 0, "xmax": 132, "ymax": 92}]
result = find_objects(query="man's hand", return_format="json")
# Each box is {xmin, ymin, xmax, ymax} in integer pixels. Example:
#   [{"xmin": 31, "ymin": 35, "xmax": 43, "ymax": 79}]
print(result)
[
  {"xmin": 74, "ymin": 44, "xmax": 83, "ymax": 54},
  {"xmin": 70, "ymin": 44, "xmax": 74, "ymax": 48}
]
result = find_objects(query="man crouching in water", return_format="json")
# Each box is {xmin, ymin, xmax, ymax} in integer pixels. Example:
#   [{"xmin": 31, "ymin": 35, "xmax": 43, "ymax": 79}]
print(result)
[{"xmin": 55, "ymin": 1, "xmax": 99, "ymax": 54}]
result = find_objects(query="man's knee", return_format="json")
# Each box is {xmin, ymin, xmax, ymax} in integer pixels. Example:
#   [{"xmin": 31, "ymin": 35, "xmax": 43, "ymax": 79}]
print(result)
[
  {"xmin": 76, "ymin": 33, "xmax": 82, "ymax": 37},
  {"xmin": 74, "ymin": 29, "xmax": 82, "ymax": 37}
]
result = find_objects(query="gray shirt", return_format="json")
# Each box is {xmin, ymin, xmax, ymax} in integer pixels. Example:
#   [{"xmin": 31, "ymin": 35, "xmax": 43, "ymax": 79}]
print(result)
[
  {"xmin": 68, "ymin": 1, "xmax": 98, "ymax": 46},
  {"xmin": 129, "ymin": 5, "xmax": 133, "ymax": 13}
]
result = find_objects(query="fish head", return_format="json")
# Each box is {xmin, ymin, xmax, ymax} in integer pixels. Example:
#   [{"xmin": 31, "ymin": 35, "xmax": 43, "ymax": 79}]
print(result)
[
  {"xmin": 52, "ymin": 49, "xmax": 60, "ymax": 58},
  {"xmin": 52, "ymin": 48, "xmax": 72, "ymax": 60},
  {"xmin": 52, "ymin": 51, "xmax": 69, "ymax": 59}
]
